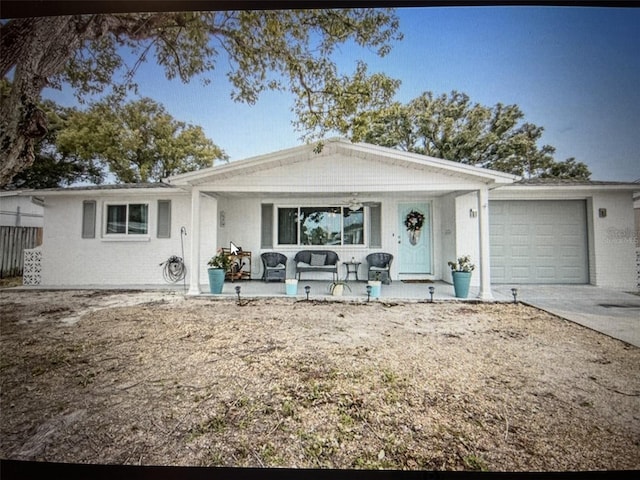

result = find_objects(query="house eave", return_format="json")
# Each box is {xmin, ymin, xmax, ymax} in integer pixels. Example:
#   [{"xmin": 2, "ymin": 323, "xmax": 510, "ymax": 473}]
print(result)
[
  {"xmin": 497, "ymin": 183, "xmax": 640, "ymax": 193},
  {"xmin": 19, "ymin": 183, "xmax": 187, "ymax": 197}
]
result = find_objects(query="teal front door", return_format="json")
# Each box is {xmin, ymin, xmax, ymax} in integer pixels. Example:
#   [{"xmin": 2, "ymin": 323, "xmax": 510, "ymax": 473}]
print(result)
[{"xmin": 398, "ymin": 203, "xmax": 431, "ymax": 275}]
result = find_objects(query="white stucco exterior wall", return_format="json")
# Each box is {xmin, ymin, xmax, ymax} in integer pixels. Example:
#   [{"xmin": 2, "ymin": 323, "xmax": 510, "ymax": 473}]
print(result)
[
  {"xmin": 453, "ymin": 192, "xmax": 481, "ymax": 287},
  {"xmin": 216, "ymin": 195, "xmax": 262, "ymax": 278},
  {"xmin": 439, "ymin": 193, "xmax": 457, "ymax": 284},
  {"xmin": 589, "ymin": 191, "xmax": 637, "ymax": 289},
  {"xmin": 0, "ymin": 195, "xmax": 44, "ymax": 227},
  {"xmin": 40, "ymin": 191, "xmax": 191, "ymax": 286}
]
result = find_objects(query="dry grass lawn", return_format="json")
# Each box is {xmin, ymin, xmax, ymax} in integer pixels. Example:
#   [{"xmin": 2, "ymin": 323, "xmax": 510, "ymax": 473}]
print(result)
[{"xmin": 0, "ymin": 289, "xmax": 638, "ymax": 471}]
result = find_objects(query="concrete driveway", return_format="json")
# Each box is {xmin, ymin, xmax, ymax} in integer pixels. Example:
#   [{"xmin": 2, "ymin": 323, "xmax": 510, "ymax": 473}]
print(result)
[{"xmin": 492, "ymin": 285, "xmax": 640, "ymax": 348}]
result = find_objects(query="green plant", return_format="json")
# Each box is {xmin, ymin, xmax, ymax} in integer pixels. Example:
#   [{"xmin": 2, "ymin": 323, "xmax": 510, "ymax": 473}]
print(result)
[
  {"xmin": 448, "ymin": 255, "xmax": 475, "ymax": 272},
  {"xmin": 208, "ymin": 248, "xmax": 231, "ymax": 270},
  {"xmin": 463, "ymin": 454, "xmax": 488, "ymax": 471},
  {"xmin": 369, "ymin": 272, "xmax": 382, "ymax": 282}
]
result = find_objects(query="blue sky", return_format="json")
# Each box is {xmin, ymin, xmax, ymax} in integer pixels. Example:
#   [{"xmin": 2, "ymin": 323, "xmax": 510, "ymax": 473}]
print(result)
[{"xmin": 44, "ymin": 5, "xmax": 640, "ymax": 181}]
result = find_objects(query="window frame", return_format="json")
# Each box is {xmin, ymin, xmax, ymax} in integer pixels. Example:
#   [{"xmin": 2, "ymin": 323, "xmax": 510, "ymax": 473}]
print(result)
[
  {"xmin": 275, "ymin": 205, "xmax": 367, "ymax": 247},
  {"xmin": 103, "ymin": 202, "xmax": 150, "ymax": 239}
]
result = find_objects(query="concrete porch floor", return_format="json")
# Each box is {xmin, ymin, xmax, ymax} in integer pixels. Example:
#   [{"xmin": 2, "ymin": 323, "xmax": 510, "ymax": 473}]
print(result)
[{"xmin": 196, "ymin": 279, "xmax": 486, "ymax": 302}]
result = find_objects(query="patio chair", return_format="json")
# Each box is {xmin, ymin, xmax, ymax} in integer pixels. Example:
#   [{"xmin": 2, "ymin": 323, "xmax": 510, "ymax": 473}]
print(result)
[
  {"xmin": 366, "ymin": 252, "xmax": 393, "ymax": 284},
  {"xmin": 260, "ymin": 252, "xmax": 287, "ymax": 282}
]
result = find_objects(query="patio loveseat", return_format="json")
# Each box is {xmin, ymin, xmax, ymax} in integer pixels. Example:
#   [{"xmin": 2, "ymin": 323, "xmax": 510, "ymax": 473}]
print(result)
[{"xmin": 293, "ymin": 250, "xmax": 339, "ymax": 281}]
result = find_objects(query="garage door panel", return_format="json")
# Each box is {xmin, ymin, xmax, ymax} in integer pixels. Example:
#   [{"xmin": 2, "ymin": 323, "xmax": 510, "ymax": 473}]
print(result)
[
  {"xmin": 510, "ymin": 224, "xmax": 530, "ymax": 235},
  {"xmin": 511, "ymin": 266, "xmax": 533, "ymax": 281},
  {"xmin": 535, "ymin": 267, "xmax": 556, "ymax": 282},
  {"xmin": 511, "ymin": 245, "xmax": 531, "ymax": 257},
  {"xmin": 535, "ymin": 246, "xmax": 554, "ymax": 258},
  {"xmin": 490, "ymin": 200, "xmax": 588, "ymax": 284}
]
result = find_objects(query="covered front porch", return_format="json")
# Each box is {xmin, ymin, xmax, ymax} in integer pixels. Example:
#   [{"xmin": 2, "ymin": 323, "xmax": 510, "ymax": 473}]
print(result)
[{"xmin": 164, "ymin": 139, "xmax": 519, "ymax": 300}]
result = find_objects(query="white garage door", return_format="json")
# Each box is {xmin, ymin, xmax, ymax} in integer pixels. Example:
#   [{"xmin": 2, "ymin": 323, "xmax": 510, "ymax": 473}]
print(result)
[{"xmin": 490, "ymin": 200, "xmax": 588, "ymax": 284}]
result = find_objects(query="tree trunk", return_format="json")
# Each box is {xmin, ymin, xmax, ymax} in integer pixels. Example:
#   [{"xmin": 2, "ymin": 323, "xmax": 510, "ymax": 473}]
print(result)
[
  {"xmin": 0, "ymin": 17, "xmax": 89, "ymax": 187},
  {"xmin": 0, "ymin": 14, "xmax": 190, "ymax": 187}
]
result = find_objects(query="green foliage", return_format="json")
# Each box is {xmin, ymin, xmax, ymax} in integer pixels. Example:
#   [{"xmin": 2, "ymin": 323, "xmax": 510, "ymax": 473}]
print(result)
[
  {"xmin": 208, "ymin": 249, "xmax": 232, "ymax": 270},
  {"xmin": 1, "ymin": 10, "xmax": 402, "ymax": 186},
  {"xmin": 7, "ymin": 98, "xmax": 103, "ymax": 188},
  {"xmin": 349, "ymin": 90, "xmax": 591, "ymax": 180},
  {"xmin": 448, "ymin": 255, "xmax": 475, "ymax": 272},
  {"xmin": 540, "ymin": 157, "xmax": 591, "ymax": 180},
  {"xmin": 56, "ymin": 97, "xmax": 227, "ymax": 183},
  {"xmin": 463, "ymin": 454, "xmax": 489, "ymax": 471}
]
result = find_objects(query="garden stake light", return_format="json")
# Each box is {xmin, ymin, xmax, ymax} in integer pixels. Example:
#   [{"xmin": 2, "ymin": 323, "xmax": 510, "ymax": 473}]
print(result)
[
  {"xmin": 511, "ymin": 288, "xmax": 518, "ymax": 304},
  {"xmin": 366, "ymin": 284, "xmax": 371, "ymax": 302},
  {"xmin": 235, "ymin": 285, "xmax": 241, "ymax": 303},
  {"xmin": 304, "ymin": 285, "xmax": 310, "ymax": 301},
  {"xmin": 428, "ymin": 286, "xmax": 435, "ymax": 303}
]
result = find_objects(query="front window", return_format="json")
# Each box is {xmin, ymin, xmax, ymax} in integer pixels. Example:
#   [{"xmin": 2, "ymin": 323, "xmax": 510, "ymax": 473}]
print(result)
[
  {"xmin": 106, "ymin": 204, "xmax": 148, "ymax": 235},
  {"xmin": 278, "ymin": 206, "xmax": 364, "ymax": 246}
]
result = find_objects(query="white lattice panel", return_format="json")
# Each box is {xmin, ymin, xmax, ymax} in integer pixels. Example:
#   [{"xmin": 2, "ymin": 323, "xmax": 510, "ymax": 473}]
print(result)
[{"xmin": 23, "ymin": 247, "xmax": 42, "ymax": 285}]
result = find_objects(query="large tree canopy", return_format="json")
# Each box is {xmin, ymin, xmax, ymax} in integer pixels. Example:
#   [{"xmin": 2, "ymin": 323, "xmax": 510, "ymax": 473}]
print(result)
[
  {"xmin": 56, "ymin": 98, "xmax": 228, "ymax": 183},
  {"xmin": 349, "ymin": 91, "xmax": 591, "ymax": 180},
  {"xmin": 56, "ymin": 97, "xmax": 227, "ymax": 183},
  {"xmin": 0, "ymin": 9, "xmax": 401, "ymax": 186}
]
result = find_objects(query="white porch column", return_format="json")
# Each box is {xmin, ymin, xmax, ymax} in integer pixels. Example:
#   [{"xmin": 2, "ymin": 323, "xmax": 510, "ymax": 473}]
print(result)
[
  {"xmin": 187, "ymin": 187, "xmax": 202, "ymax": 295},
  {"xmin": 477, "ymin": 186, "xmax": 493, "ymax": 300}
]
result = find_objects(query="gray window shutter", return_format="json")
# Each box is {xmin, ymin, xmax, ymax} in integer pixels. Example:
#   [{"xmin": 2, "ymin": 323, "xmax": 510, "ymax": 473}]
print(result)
[
  {"xmin": 261, "ymin": 203, "xmax": 273, "ymax": 249},
  {"xmin": 81, "ymin": 200, "xmax": 96, "ymax": 238},
  {"xmin": 369, "ymin": 203, "xmax": 382, "ymax": 248},
  {"xmin": 157, "ymin": 200, "xmax": 171, "ymax": 238}
]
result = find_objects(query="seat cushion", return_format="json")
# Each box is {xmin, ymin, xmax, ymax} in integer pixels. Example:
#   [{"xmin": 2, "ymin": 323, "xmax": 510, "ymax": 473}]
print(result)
[{"xmin": 266, "ymin": 264, "xmax": 285, "ymax": 270}]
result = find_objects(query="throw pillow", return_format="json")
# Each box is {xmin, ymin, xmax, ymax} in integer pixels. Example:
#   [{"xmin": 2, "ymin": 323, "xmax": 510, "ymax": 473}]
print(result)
[{"xmin": 310, "ymin": 253, "xmax": 326, "ymax": 266}]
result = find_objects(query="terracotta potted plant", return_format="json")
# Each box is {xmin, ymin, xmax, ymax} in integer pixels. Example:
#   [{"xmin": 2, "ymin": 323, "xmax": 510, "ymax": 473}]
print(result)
[
  {"xmin": 207, "ymin": 249, "xmax": 231, "ymax": 294},
  {"xmin": 448, "ymin": 255, "xmax": 475, "ymax": 299}
]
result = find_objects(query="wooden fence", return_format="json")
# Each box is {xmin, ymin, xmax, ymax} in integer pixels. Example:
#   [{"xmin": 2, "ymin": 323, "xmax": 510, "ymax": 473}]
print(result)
[{"xmin": 0, "ymin": 226, "xmax": 43, "ymax": 278}]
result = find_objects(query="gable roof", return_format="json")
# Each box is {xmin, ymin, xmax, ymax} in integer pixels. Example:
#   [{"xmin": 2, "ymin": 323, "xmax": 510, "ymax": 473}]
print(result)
[{"xmin": 165, "ymin": 138, "xmax": 520, "ymax": 188}]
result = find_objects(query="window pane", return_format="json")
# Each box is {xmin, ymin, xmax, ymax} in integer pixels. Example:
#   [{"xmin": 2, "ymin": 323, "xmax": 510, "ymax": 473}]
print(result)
[
  {"xmin": 343, "ymin": 208, "xmax": 364, "ymax": 245},
  {"xmin": 300, "ymin": 207, "xmax": 341, "ymax": 245},
  {"xmin": 278, "ymin": 208, "xmax": 298, "ymax": 245},
  {"xmin": 106, "ymin": 205, "xmax": 126, "ymax": 234},
  {"xmin": 128, "ymin": 204, "xmax": 148, "ymax": 234}
]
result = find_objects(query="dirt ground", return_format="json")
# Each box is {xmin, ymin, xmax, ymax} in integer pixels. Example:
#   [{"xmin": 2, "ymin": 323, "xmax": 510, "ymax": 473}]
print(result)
[{"xmin": 0, "ymin": 289, "xmax": 638, "ymax": 471}]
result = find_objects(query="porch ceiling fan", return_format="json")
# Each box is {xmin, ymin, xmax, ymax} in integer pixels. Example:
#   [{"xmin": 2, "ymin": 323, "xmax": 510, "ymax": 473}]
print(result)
[{"xmin": 346, "ymin": 193, "xmax": 363, "ymax": 211}]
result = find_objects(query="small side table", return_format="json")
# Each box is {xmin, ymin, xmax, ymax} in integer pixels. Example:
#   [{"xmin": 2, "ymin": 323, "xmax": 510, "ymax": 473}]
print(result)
[{"xmin": 343, "ymin": 261, "xmax": 361, "ymax": 281}]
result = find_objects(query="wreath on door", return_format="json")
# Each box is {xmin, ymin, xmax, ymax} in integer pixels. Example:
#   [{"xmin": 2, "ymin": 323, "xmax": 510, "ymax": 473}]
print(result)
[{"xmin": 404, "ymin": 210, "xmax": 425, "ymax": 245}]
